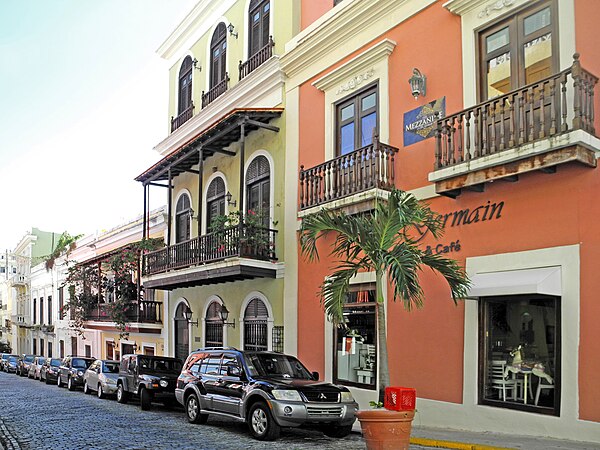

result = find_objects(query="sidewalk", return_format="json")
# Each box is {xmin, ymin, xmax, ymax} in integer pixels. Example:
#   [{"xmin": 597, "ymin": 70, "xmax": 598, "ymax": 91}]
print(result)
[{"xmin": 409, "ymin": 426, "xmax": 599, "ymax": 450}]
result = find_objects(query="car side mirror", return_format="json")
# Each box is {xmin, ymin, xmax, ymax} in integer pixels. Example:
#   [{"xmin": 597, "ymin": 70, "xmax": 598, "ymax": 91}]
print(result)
[
  {"xmin": 311, "ymin": 371, "xmax": 319, "ymax": 381},
  {"xmin": 227, "ymin": 366, "xmax": 241, "ymax": 377}
]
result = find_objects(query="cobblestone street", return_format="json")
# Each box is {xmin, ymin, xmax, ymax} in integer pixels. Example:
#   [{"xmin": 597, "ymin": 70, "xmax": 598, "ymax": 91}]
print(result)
[{"xmin": 0, "ymin": 371, "xmax": 368, "ymax": 450}]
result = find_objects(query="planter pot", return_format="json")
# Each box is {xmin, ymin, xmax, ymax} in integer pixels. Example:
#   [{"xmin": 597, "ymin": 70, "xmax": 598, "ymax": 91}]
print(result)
[{"xmin": 356, "ymin": 408, "xmax": 415, "ymax": 450}]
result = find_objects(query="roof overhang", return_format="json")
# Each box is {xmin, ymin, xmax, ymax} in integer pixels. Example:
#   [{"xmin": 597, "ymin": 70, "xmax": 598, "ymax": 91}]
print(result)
[{"xmin": 135, "ymin": 108, "xmax": 283, "ymax": 184}]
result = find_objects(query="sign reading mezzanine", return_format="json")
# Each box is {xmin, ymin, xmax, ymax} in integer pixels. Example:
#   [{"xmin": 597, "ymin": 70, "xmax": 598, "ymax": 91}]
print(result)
[{"xmin": 403, "ymin": 97, "xmax": 445, "ymax": 146}]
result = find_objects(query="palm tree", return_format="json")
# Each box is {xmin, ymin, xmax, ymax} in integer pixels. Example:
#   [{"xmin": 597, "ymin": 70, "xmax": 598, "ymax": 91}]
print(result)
[{"xmin": 299, "ymin": 189, "xmax": 470, "ymax": 401}]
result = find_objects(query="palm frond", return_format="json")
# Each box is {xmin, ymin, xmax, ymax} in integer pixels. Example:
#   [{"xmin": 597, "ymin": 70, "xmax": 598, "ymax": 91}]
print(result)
[
  {"xmin": 320, "ymin": 265, "xmax": 360, "ymax": 325},
  {"xmin": 421, "ymin": 252, "xmax": 471, "ymax": 302}
]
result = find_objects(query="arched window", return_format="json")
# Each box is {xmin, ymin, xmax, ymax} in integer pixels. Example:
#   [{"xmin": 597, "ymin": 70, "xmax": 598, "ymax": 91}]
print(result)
[
  {"xmin": 210, "ymin": 23, "xmax": 227, "ymax": 88},
  {"xmin": 205, "ymin": 301, "xmax": 223, "ymax": 347},
  {"xmin": 178, "ymin": 56, "xmax": 193, "ymax": 114},
  {"xmin": 175, "ymin": 194, "xmax": 192, "ymax": 243},
  {"xmin": 206, "ymin": 177, "xmax": 226, "ymax": 230},
  {"xmin": 243, "ymin": 297, "xmax": 268, "ymax": 351},
  {"xmin": 246, "ymin": 155, "xmax": 270, "ymax": 226},
  {"xmin": 174, "ymin": 303, "xmax": 190, "ymax": 362},
  {"xmin": 249, "ymin": 0, "xmax": 270, "ymax": 57}
]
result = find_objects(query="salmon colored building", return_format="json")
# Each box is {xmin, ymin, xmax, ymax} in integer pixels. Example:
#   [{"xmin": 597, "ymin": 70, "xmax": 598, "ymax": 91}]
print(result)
[{"xmin": 281, "ymin": 0, "xmax": 600, "ymax": 443}]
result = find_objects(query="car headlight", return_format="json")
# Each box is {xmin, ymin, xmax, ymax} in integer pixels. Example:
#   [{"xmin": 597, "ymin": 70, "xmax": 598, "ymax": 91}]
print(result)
[
  {"xmin": 340, "ymin": 391, "xmax": 355, "ymax": 403},
  {"xmin": 159, "ymin": 380, "xmax": 168, "ymax": 388},
  {"xmin": 272, "ymin": 389, "xmax": 302, "ymax": 402},
  {"xmin": 77, "ymin": 371, "xmax": 84, "ymax": 377}
]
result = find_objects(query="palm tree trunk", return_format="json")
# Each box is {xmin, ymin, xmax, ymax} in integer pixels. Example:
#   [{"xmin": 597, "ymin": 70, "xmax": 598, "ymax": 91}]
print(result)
[{"xmin": 376, "ymin": 272, "xmax": 390, "ymax": 404}]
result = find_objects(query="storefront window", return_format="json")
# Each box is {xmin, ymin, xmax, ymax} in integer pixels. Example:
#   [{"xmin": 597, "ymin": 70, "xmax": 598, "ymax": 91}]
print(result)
[
  {"xmin": 480, "ymin": 295, "xmax": 560, "ymax": 415},
  {"xmin": 333, "ymin": 286, "xmax": 377, "ymax": 389}
]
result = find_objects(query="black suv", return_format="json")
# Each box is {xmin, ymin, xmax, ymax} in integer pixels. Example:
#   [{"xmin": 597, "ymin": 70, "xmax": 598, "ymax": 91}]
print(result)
[
  {"xmin": 116, "ymin": 354, "xmax": 182, "ymax": 410},
  {"xmin": 176, "ymin": 348, "xmax": 358, "ymax": 441},
  {"xmin": 57, "ymin": 356, "xmax": 96, "ymax": 390}
]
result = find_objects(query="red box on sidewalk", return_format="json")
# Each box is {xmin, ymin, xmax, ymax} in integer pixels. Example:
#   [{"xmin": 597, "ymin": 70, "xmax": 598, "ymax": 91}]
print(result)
[{"xmin": 384, "ymin": 387, "xmax": 416, "ymax": 411}]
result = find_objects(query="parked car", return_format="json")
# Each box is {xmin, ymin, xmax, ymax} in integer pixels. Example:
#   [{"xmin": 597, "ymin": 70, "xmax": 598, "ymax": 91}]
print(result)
[
  {"xmin": 41, "ymin": 358, "xmax": 63, "ymax": 384},
  {"xmin": 16, "ymin": 354, "xmax": 37, "ymax": 377},
  {"xmin": 28, "ymin": 356, "xmax": 46, "ymax": 379},
  {"xmin": 116, "ymin": 354, "xmax": 182, "ymax": 410},
  {"xmin": 83, "ymin": 359, "xmax": 120, "ymax": 398},
  {"xmin": 57, "ymin": 356, "xmax": 95, "ymax": 390},
  {"xmin": 176, "ymin": 348, "xmax": 358, "ymax": 441},
  {"xmin": 0, "ymin": 353, "xmax": 16, "ymax": 371},
  {"xmin": 3, "ymin": 355, "xmax": 19, "ymax": 373}
]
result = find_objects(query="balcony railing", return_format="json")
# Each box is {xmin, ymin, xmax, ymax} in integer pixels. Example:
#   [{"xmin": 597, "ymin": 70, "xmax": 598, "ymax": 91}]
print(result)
[
  {"xmin": 143, "ymin": 225, "xmax": 278, "ymax": 276},
  {"xmin": 202, "ymin": 74, "xmax": 230, "ymax": 109},
  {"xmin": 299, "ymin": 137, "xmax": 399, "ymax": 210},
  {"xmin": 171, "ymin": 101, "xmax": 194, "ymax": 132},
  {"xmin": 239, "ymin": 37, "xmax": 275, "ymax": 81},
  {"xmin": 435, "ymin": 54, "xmax": 598, "ymax": 170},
  {"xmin": 85, "ymin": 300, "xmax": 163, "ymax": 323}
]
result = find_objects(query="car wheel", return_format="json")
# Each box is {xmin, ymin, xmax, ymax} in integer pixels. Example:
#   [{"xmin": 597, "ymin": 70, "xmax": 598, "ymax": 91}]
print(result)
[
  {"xmin": 248, "ymin": 402, "xmax": 281, "ymax": 441},
  {"xmin": 140, "ymin": 387, "xmax": 153, "ymax": 411},
  {"xmin": 97, "ymin": 384, "xmax": 105, "ymax": 399},
  {"xmin": 83, "ymin": 380, "xmax": 90, "ymax": 395},
  {"xmin": 116, "ymin": 384, "xmax": 128, "ymax": 404},
  {"xmin": 186, "ymin": 393, "xmax": 208, "ymax": 424},
  {"xmin": 67, "ymin": 376, "xmax": 75, "ymax": 391},
  {"xmin": 323, "ymin": 424, "xmax": 354, "ymax": 438}
]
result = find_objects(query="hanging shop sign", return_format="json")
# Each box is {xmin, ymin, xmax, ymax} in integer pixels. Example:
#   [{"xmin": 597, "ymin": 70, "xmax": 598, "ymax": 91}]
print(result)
[{"xmin": 403, "ymin": 96, "xmax": 445, "ymax": 146}]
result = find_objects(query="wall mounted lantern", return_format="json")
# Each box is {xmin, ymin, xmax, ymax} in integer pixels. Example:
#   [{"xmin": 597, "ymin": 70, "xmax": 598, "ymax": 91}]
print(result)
[
  {"xmin": 227, "ymin": 23, "xmax": 238, "ymax": 39},
  {"xmin": 408, "ymin": 68, "xmax": 426, "ymax": 99},
  {"xmin": 220, "ymin": 305, "xmax": 236, "ymax": 328},
  {"xmin": 226, "ymin": 191, "xmax": 237, "ymax": 207},
  {"xmin": 184, "ymin": 307, "xmax": 199, "ymax": 327}
]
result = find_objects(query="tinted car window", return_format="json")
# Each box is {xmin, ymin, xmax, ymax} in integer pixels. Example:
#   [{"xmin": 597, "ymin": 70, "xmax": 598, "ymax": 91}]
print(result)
[
  {"xmin": 37, "ymin": 357, "xmax": 46, "ymax": 365},
  {"xmin": 50, "ymin": 359, "xmax": 62, "ymax": 367},
  {"xmin": 72, "ymin": 359, "xmax": 93, "ymax": 369},
  {"xmin": 220, "ymin": 354, "xmax": 239, "ymax": 376},
  {"xmin": 24, "ymin": 356, "xmax": 35, "ymax": 362},
  {"xmin": 102, "ymin": 362, "xmax": 119, "ymax": 373},
  {"xmin": 8, "ymin": 356, "xmax": 17, "ymax": 363},
  {"xmin": 202, "ymin": 356, "xmax": 221, "ymax": 375},
  {"xmin": 138, "ymin": 357, "xmax": 182, "ymax": 374},
  {"xmin": 244, "ymin": 354, "xmax": 313, "ymax": 379}
]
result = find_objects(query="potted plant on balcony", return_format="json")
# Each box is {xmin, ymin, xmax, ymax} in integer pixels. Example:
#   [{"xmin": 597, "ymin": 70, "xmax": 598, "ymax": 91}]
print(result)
[{"xmin": 299, "ymin": 189, "xmax": 469, "ymax": 450}]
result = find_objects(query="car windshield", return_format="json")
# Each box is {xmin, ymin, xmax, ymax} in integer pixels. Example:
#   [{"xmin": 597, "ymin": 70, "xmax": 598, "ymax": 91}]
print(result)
[
  {"xmin": 1, "ymin": 355, "xmax": 8, "ymax": 360},
  {"xmin": 24, "ymin": 356, "xmax": 35, "ymax": 362},
  {"xmin": 72, "ymin": 359, "xmax": 93, "ymax": 369},
  {"xmin": 139, "ymin": 357, "xmax": 182, "ymax": 374},
  {"xmin": 102, "ymin": 362, "xmax": 119, "ymax": 373},
  {"xmin": 37, "ymin": 358, "xmax": 46, "ymax": 365},
  {"xmin": 244, "ymin": 354, "xmax": 313, "ymax": 379},
  {"xmin": 8, "ymin": 357, "xmax": 17, "ymax": 363},
  {"xmin": 51, "ymin": 359, "xmax": 61, "ymax": 367}
]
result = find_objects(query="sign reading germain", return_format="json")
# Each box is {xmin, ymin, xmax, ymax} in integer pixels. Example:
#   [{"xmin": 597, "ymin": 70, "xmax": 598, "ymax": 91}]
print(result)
[{"xmin": 403, "ymin": 97, "xmax": 445, "ymax": 146}]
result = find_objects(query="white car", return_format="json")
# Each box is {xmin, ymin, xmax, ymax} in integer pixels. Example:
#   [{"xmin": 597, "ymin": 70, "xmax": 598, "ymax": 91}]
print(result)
[{"xmin": 83, "ymin": 359, "xmax": 120, "ymax": 398}]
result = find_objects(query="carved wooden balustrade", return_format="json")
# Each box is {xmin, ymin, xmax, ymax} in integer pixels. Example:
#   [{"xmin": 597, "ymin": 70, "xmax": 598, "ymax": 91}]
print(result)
[
  {"xmin": 202, "ymin": 75, "xmax": 230, "ymax": 109},
  {"xmin": 143, "ymin": 224, "xmax": 277, "ymax": 276},
  {"xmin": 435, "ymin": 54, "xmax": 598, "ymax": 170},
  {"xmin": 239, "ymin": 37, "xmax": 275, "ymax": 80},
  {"xmin": 171, "ymin": 102, "xmax": 194, "ymax": 132},
  {"xmin": 299, "ymin": 137, "xmax": 398, "ymax": 210}
]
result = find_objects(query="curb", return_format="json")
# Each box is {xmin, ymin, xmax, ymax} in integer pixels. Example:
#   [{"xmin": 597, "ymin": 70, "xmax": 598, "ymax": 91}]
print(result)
[
  {"xmin": 0, "ymin": 419, "xmax": 21, "ymax": 450},
  {"xmin": 410, "ymin": 437, "xmax": 515, "ymax": 450}
]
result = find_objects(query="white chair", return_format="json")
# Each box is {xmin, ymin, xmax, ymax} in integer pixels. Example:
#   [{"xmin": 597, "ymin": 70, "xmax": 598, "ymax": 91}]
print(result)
[
  {"xmin": 490, "ymin": 360, "xmax": 517, "ymax": 401},
  {"xmin": 534, "ymin": 374, "xmax": 555, "ymax": 406}
]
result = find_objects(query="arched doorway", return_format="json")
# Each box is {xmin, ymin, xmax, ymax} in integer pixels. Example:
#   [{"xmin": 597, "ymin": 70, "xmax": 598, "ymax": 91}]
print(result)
[
  {"xmin": 205, "ymin": 301, "xmax": 224, "ymax": 347},
  {"xmin": 243, "ymin": 297, "xmax": 269, "ymax": 351},
  {"xmin": 174, "ymin": 303, "xmax": 190, "ymax": 361}
]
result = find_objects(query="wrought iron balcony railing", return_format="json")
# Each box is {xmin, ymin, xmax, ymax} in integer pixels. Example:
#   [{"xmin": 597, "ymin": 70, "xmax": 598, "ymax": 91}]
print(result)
[
  {"xmin": 84, "ymin": 300, "xmax": 163, "ymax": 324},
  {"xmin": 202, "ymin": 75, "xmax": 230, "ymax": 109},
  {"xmin": 171, "ymin": 101, "xmax": 194, "ymax": 132},
  {"xmin": 435, "ymin": 54, "xmax": 598, "ymax": 170},
  {"xmin": 143, "ymin": 225, "xmax": 277, "ymax": 276},
  {"xmin": 299, "ymin": 137, "xmax": 398, "ymax": 210},
  {"xmin": 239, "ymin": 37, "xmax": 275, "ymax": 81}
]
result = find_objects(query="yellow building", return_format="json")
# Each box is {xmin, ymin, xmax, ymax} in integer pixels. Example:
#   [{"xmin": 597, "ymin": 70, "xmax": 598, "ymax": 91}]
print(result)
[{"xmin": 136, "ymin": 0, "xmax": 300, "ymax": 361}]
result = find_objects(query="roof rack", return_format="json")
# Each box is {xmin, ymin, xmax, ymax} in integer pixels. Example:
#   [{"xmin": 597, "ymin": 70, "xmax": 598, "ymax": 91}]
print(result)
[{"xmin": 195, "ymin": 347, "xmax": 239, "ymax": 351}]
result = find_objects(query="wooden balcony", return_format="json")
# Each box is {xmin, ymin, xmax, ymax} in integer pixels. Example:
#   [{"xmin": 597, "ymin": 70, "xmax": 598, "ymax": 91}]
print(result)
[
  {"xmin": 432, "ymin": 54, "xmax": 599, "ymax": 197},
  {"xmin": 85, "ymin": 301, "xmax": 163, "ymax": 324},
  {"xmin": 299, "ymin": 137, "xmax": 398, "ymax": 211},
  {"xmin": 171, "ymin": 102, "xmax": 194, "ymax": 132},
  {"xmin": 239, "ymin": 37, "xmax": 274, "ymax": 81},
  {"xmin": 202, "ymin": 75, "xmax": 230, "ymax": 109},
  {"xmin": 142, "ymin": 225, "xmax": 278, "ymax": 289}
]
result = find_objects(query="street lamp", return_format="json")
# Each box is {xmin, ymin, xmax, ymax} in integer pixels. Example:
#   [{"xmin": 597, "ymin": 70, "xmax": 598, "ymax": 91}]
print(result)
[
  {"xmin": 220, "ymin": 305, "xmax": 236, "ymax": 328},
  {"xmin": 184, "ymin": 307, "xmax": 199, "ymax": 327}
]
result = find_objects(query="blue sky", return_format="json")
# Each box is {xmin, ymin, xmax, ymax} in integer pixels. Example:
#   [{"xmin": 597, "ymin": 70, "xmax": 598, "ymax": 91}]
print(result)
[{"xmin": 0, "ymin": 0, "xmax": 196, "ymax": 250}]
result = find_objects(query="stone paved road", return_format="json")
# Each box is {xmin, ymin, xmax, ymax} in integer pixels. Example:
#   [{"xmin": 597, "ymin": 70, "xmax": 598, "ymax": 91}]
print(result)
[{"xmin": 0, "ymin": 371, "xmax": 374, "ymax": 450}]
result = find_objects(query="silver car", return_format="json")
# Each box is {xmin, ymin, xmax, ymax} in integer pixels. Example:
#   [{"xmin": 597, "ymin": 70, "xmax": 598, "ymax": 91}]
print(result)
[
  {"xmin": 28, "ymin": 356, "xmax": 46, "ymax": 379},
  {"xmin": 83, "ymin": 359, "xmax": 119, "ymax": 398}
]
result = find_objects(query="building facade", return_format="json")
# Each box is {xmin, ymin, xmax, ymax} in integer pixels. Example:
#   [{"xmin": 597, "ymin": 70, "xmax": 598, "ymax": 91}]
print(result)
[
  {"xmin": 136, "ymin": 0, "xmax": 300, "ymax": 361},
  {"xmin": 282, "ymin": 0, "xmax": 600, "ymax": 443}
]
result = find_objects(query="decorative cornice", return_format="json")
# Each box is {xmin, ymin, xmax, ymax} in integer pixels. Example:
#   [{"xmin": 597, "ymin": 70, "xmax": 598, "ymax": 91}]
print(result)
[
  {"xmin": 443, "ymin": 0, "xmax": 518, "ymax": 16},
  {"xmin": 312, "ymin": 39, "xmax": 396, "ymax": 92},
  {"xmin": 477, "ymin": 0, "xmax": 515, "ymax": 18},
  {"xmin": 281, "ymin": 0, "xmax": 435, "ymax": 88},
  {"xmin": 154, "ymin": 57, "xmax": 285, "ymax": 156}
]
